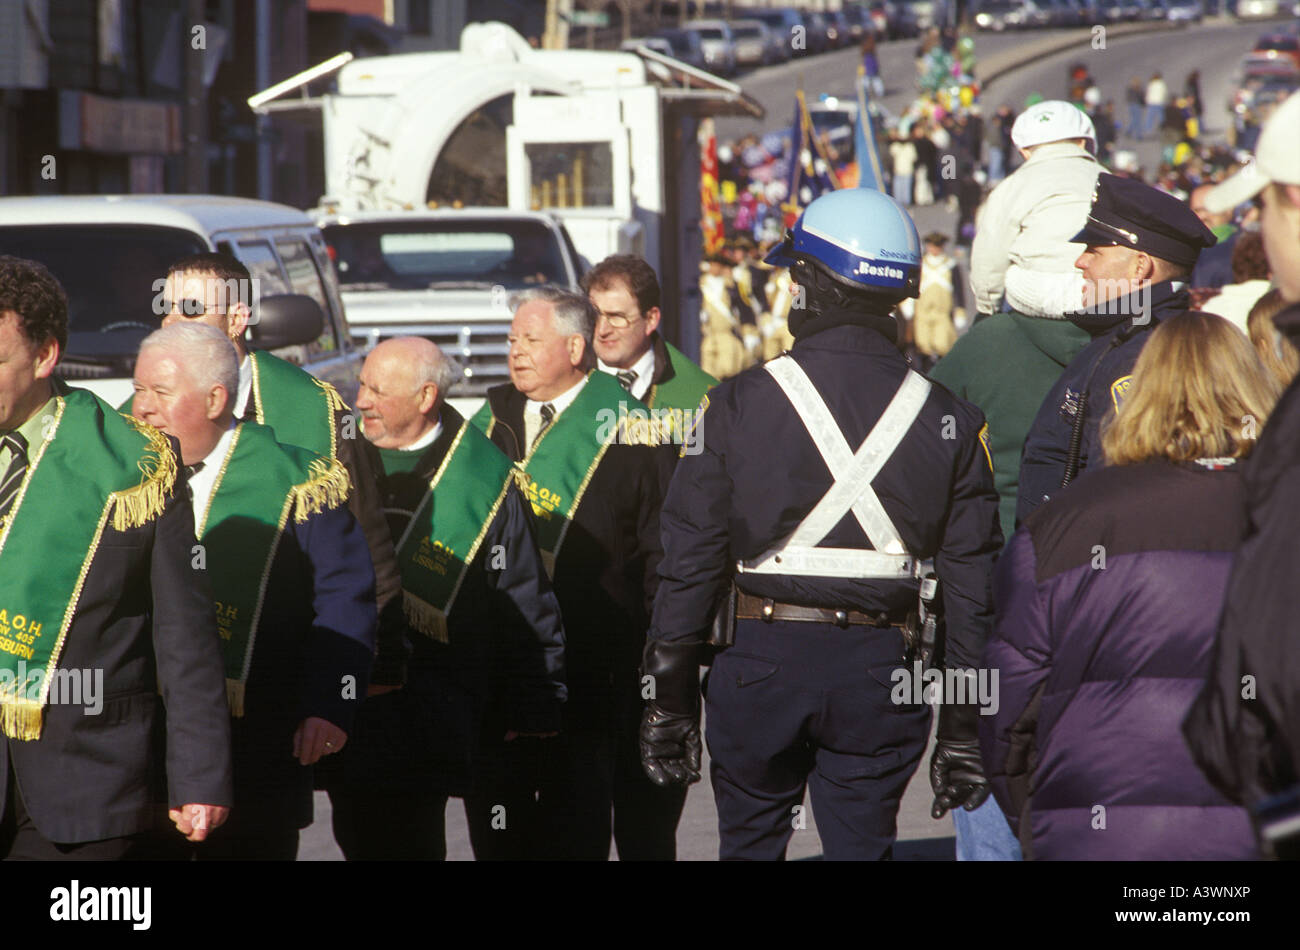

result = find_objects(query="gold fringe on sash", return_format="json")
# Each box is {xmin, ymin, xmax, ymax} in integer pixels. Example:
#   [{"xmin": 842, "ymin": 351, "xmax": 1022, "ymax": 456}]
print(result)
[
  {"xmin": 0, "ymin": 698, "xmax": 43, "ymax": 741},
  {"xmin": 290, "ymin": 457, "xmax": 352, "ymax": 523},
  {"xmin": 110, "ymin": 417, "xmax": 178, "ymax": 531},
  {"xmin": 403, "ymin": 591, "xmax": 449, "ymax": 644},
  {"xmin": 226, "ymin": 678, "xmax": 246, "ymax": 719},
  {"xmin": 313, "ymin": 379, "xmax": 348, "ymax": 414}
]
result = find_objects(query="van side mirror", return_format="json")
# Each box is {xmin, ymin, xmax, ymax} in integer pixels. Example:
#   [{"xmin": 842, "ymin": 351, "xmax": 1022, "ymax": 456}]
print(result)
[{"xmin": 248, "ymin": 294, "xmax": 324, "ymax": 350}]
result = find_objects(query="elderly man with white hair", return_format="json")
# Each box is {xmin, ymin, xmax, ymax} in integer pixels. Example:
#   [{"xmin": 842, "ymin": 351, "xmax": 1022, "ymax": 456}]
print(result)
[
  {"xmin": 321, "ymin": 336, "xmax": 566, "ymax": 861},
  {"xmin": 132, "ymin": 322, "xmax": 377, "ymax": 860}
]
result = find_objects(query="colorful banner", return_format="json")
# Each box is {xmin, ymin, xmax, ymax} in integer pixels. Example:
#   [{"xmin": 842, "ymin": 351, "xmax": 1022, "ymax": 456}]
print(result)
[
  {"xmin": 782, "ymin": 89, "xmax": 842, "ymax": 224},
  {"xmin": 699, "ymin": 117, "xmax": 725, "ymax": 255}
]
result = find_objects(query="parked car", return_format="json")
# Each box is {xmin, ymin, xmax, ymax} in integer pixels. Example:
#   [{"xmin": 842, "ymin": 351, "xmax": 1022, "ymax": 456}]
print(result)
[
  {"xmin": 314, "ymin": 209, "xmax": 583, "ymax": 399},
  {"xmin": 749, "ymin": 8, "xmax": 810, "ymax": 54},
  {"xmin": 840, "ymin": 4, "xmax": 872, "ymax": 41},
  {"xmin": 1019, "ymin": 0, "xmax": 1056, "ymax": 26},
  {"xmin": 802, "ymin": 10, "xmax": 834, "ymax": 52},
  {"xmin": 975, "ymin": 0, "xmax": 1031, "ymax": 28},
  {"xmin": 825, "ymin": 10, "xmax": 854, "ymax": 47},
  {"xmin": 1254, "ymin": 31, "xmax": 1300, "ymax": 69},
  {"xmin": 1235, "ymin": 0, "xmax": 1280, "ymax": 17},
  {"xmin": 729, "ymin": 19, "xmax": 771, "ymax": 68},
  {"xmin": 683, "ymin": 19, "xmax": 738, "ymax": 75},
  {"xmin": 1164, "ymin": 0, "xmax": 1204, "ymax": 20},
  {"xmin": 653, "ymin": 28, "xmax": 708, "ymax": 70},
  {"xmin": 0, "ymin": 195, "xmax": 360, "ymax": 407}
]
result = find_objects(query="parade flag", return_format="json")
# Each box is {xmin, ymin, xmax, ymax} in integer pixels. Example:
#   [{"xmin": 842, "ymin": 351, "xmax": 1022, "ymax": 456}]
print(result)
[
  {"xmin": 782, "ymin": 89, "xmax": 841, "ymax": 223},
  {"xmin": 699, "ymin": 118, "xmax": 725, "ymax": 255},
  {"xmin": 854, "ymin": 67, "xmax": 886, "ymax": 193}
]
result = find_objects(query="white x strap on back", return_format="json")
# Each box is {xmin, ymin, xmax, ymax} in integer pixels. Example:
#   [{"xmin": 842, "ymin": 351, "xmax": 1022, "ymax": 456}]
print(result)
[{"xmin": 738, "ymin": 356, "xmax": 931, "ymax": 579}]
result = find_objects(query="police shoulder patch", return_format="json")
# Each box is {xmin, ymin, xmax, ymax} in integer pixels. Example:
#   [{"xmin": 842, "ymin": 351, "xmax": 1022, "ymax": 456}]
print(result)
[
  {"xmin": 977, "ymin": 422, "xmax": 993, "ymax": 474},
  {"xmin": 1110, "ymin": 374, "xmax": 1133, "ymax": 411}
]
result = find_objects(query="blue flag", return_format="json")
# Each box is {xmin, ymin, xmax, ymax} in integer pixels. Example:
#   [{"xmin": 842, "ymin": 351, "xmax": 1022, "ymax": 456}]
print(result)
[
  {"xmin": 783, "ymin": 90, "xmax": 841, "ymax": 216},
  {"xmin": 854, "ymin": 71, "xmax": 885, "ymax": 193}
]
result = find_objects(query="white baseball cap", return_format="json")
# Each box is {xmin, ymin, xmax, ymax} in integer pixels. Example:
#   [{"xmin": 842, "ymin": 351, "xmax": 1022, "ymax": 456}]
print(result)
[
  {"xmin": 1206, "ymin": 90, "xmax": 1300, "ymax": 214},
  {"xmin": 1011, "ymin": 100, "xmax": 1096, "ymax": 150}
]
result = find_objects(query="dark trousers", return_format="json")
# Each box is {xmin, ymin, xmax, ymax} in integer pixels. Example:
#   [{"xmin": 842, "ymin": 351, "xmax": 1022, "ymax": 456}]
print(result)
[
  {"xmin": 465, "ymin": 701, "xmax": 687, "ymax": 861},
  {"xmin": 705, "ymin": 619, "xmax": 931, "ymax": 861},
  {"xmin": 327, "ymin": 786, "xmax": 449, "ymax": 861},
  {"xmin": 191, "ymin": 809, "xmax": 299, "ymax": 861},
  {"xmin": 0, "ymin": 754, "xmax": 148, "ymax": 860}
]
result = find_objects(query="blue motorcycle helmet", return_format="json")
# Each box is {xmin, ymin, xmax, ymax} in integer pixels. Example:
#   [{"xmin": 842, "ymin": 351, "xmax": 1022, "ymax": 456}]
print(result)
[{"xmin": 766, "ymin": 189, "xmax": 922, "ymax": 302}]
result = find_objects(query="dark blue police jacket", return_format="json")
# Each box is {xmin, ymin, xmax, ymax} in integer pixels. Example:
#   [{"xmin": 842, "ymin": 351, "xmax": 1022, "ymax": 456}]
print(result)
[
  {"xmin": 1015, "ymin": 280, "xmax": 1191, "ymax": 527},
  {"xmin": 648, "ymin": 311, "xmax": 1002, "ymax": 672}
]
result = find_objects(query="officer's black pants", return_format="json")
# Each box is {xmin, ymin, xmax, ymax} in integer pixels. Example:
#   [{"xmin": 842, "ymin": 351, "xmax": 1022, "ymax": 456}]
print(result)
[{"xmin": 706, "ymin": 619, "xmax": 931, "ymax": 861}]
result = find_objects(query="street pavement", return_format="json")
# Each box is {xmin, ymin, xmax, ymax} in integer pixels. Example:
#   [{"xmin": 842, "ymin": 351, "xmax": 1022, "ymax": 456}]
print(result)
[{"xmin": 299, "ymin": 17, "xmax": 1268, "ymax": 862}]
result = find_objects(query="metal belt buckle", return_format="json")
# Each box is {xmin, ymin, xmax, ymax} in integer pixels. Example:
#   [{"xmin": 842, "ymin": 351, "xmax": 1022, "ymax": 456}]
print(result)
[
  {"xmin": 761, "ymin": 598, "xmax": 775, "ymax": 622},
  {"xmin": 833, "ymin": 609, "xmax": 849, "ymax": 628}
]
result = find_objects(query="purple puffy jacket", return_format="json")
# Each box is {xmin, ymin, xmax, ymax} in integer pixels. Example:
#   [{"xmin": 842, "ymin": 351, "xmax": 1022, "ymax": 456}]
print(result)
[{"xmin": 980, "ymin": 458, "xmax": 1258, "ymax": 860}]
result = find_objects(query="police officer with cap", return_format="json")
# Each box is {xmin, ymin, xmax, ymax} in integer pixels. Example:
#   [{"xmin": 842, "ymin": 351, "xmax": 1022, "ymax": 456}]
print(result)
[
  {"xmin": 1016, "ymin": 173, "xmax": 1216, "ymax": 525},
  {"xmin": 638, "ymin": 189, "xmax": 1003, "ymax": 860}
]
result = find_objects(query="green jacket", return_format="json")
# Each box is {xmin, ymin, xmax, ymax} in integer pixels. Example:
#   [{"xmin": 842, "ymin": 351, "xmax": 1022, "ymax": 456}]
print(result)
[{"xmin": 930, "ymin": 312, "xmax": 1090, "ymax": 540}]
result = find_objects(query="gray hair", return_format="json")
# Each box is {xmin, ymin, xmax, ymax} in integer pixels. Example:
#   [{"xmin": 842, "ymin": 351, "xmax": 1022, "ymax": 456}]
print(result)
[
  {"xmin": 510, "ymin": 285, "xmax": 596, "ymax": 347},
  {"xmin": 419, "ymin": 344, "xmax": 461, "ymax": 396},
  {"xmin": 139, "ymin": 322, "xmax": 239, "ymax": 412}
]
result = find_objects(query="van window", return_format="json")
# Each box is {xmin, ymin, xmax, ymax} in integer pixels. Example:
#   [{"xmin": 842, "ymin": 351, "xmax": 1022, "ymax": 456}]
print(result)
[
  {"xmin": 275, "ymin": 238, "xmax": 338, "ymax": 354},
  {"xmin": 235, "ymin": 240, "xmax": 290, "ymax": 296},
  {"xmin": 0, "ymin": 224, "xmax": 207, "ymax": 360}
]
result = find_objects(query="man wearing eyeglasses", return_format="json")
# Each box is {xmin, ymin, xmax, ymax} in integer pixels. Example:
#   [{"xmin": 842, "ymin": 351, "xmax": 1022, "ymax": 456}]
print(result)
[
  {"xmin": 1015, "ymin": 174, "xmax": 1216, "ymax": 525},
  {"xmin": 582, "ymin": 255, "xmax": 715, "ymax": 442},
  {"xmin": 140, "ymin": 253, "xmax": 406, "ymax": 693}
]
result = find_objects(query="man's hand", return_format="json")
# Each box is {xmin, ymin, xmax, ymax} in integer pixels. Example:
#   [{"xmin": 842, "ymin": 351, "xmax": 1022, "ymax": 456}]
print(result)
[
  {"xmin": 169, "ymin": 804, "xmax": 230, "ymax": 842},
  {"xmin": 929, "ymin": 699, "xmax": 991, "ymax": 819},
  {"xmin": 293, "ymin": 716, "xmax": 347, "ymax": 766},
  {"xmin": 640, "ymin": 704, "xmax": 702, "ymax": 787}
]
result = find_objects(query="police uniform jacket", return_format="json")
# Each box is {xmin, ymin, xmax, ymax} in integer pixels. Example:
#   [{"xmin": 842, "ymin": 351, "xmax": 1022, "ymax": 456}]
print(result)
[
  {"xmin": 649, "ymin": 311, "xmax": 1003, "ymax": 673},
  {"xmin": 1185, "ymin": 299, "xmax": 1300, "ymax": 808},
  {"xmin": 334, "ymin": 404, "xmax": 567, "ymax": 796},
  {"xmin": 1015, "ymin": 280, "xmax": 1190, "ymax": 526},
  {"xmin": 478, "ymin": 382, "xmax": 676, "ymax": 728}
]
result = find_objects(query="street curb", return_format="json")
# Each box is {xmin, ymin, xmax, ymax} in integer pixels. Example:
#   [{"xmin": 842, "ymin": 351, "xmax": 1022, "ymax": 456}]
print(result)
[{"xmin": 979, "ymin": 21, "xmax": 1190, "ymax": 88}]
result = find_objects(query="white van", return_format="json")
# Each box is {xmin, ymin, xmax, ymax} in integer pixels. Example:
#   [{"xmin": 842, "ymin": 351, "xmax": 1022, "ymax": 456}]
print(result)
[{"xmin": 0, "ymin": 195, "xmax": 363, "ymax": 407}]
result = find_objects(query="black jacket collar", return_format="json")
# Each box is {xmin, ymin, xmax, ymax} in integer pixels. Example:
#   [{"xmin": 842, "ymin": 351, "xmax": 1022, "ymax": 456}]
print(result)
[
  {"xmin": 650, "ymin": 331, "xmax": 674, "ymax": 387},
  {"xmin": 1068, "ymin": 280, "xmax": 1189, "ymax": 337},
  {"xmin": 791, "ymin": 307, "xmax": 901, "ymax": 352}
]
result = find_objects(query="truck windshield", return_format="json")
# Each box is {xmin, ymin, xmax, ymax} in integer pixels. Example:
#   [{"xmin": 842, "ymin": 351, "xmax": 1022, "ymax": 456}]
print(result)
[
  {"xmin": 0, "ymin": 225, "xmax": 207, "ymax": 358},
  {"xmin": 324, "ymin": 220, "xmax": 568, "ymax": 291}
]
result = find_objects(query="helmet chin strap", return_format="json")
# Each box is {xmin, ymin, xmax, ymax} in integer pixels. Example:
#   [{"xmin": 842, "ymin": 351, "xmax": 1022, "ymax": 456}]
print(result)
[{"xmin": 790, "ymin": 260, "xmax": 898, "ymax": 335}]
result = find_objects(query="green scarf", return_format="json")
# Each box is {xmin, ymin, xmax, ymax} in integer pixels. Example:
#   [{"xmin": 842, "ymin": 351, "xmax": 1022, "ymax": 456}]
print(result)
[
  {"xmin": 0, "ymin": 389, "xmax": 176, "ymax": 739},
  {"xmin": 196, "ymin": 422, "xmax": 351, "ymax": 717},
  {"xmin": 394, "ymin": 421, "xmax": 516, "ymax": 643},
  {"xmin": 473, "ymin": 371, "xmax": 656, "ymax": 575}
]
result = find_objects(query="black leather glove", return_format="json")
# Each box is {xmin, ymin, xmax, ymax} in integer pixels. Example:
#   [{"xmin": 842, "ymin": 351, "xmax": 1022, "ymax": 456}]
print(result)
[
  {"xmin": 930, "ymin": 697, "xmax": 992, "ymax": 819},
  {"xmin": 639, "ymin": 639, "xmax": 703, "ymax": 788}
]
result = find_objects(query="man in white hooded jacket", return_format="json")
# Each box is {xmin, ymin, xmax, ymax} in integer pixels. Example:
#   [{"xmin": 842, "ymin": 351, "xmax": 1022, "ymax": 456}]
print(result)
[{"xmin": 970, "ymin": 101, "xmax": 1103, "ymax": 319}]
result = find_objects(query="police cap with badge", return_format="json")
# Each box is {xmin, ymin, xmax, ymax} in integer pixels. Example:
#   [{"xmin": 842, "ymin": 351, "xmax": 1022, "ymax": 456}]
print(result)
[{"xmin": 1071, "ymin": 173, "xmax": 1216, "ymax": 268}]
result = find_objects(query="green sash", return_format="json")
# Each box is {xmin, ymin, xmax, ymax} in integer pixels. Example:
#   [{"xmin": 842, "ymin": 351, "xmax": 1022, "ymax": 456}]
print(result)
[
  {"xmin": 120, "ymin": 351, "xmax": 346, "ymax": 460},
  {"xmin": 646, "ymin": 341, "xmax": 717, "ymax": 414},
  {"xmin": 0, "ymin": 389, "xmax": 176, "ymax": 740},
  {"xmin": 473, "ymin": 371, "xmax": 655, "ymax": 576},
  {"xmin": 197, "ymin": 422, "xmax": 351, "ymax": 717},
  {"xmin": 394, "ymin": 421, "xmax": 516, "ymax": 643}
]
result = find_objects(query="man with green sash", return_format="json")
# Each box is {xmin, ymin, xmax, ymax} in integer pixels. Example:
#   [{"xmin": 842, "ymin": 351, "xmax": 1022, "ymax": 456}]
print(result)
[
  {"xmin": 132, "ymin": 322, "xmax": 377, "ymax": 860},
  {"xmin": 323, "ymin": 336, "xmax": 566, "ymax": 861},
  {"xmin": 470, "ymin": 286, "xmax": 682, "ymax": 860},
  {"xmin": 583, "ymin": 254, "xmax": 716, "ymax": 447},
  {"xmin": 0, "ymin": 257, "xmax": 232, "ymax": 860},
  {"xmin": 136, "ymin": 253, "xmax": 404, "ymax": 689}
]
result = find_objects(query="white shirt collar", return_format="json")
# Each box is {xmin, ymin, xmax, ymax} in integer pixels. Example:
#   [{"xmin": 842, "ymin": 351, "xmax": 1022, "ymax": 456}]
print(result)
[
  {"xmin": 390, "ymin": 419, "xmax": 443, "ymax": 453},
  {"xmin": 189, "ymin": 421, "xmax": 238, "ymax": 537},
  {"xmin": 236, "ymin": 354, "xmax": 253, "ymax": 419},
  {"xmin": 525, "ymin": 374, "xmax": 587, "ymax": 418},
  {"xmin": 597, "ymin": 345, "xmax": 656, "ymax": 401}
]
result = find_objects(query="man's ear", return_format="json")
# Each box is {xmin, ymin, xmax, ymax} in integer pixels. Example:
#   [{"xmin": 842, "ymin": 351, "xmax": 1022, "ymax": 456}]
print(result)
[
  {"xmin": 568, "ymin": 334, "xmax": 588, "ymax": 370},
  {"xmin": 226, "ymin": 301, "xmax": 252, "ymax": 341},
  {"xmin": 1133, "ymin": 252, "xmax": 1156, "ymax": 282},
  {"xmin": 208, "ymin": 384, "xmax": 230, "ymax": 421},
  {"xmin": 33, "ymin": 337, "xmax": 60, "ymax": 380},
  {"xmin": 418, "ymin": 383, "xmax": 439, "ymax": 415},
  {"xmin": 644, "ymin": 306, "xmax": 662, "ymax": 337}
]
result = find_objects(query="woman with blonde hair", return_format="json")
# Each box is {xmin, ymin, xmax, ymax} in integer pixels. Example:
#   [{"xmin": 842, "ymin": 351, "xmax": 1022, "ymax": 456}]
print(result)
[
  {"xmin": 980, "ymin": 311, "xmax": 1278, "ymax": 860},
  {"xmin": 1246, "ymin": 288, "xmax": 1299, "ymax": 389}
]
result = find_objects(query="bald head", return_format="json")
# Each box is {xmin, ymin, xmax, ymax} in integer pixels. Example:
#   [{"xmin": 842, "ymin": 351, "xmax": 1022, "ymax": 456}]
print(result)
[{"xmin": 356, "ymin": 336, "xmax": 458, "ymax": 449}]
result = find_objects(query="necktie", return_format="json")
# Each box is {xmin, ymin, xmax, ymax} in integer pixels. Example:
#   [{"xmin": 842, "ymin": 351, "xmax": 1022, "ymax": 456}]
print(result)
[
  {"xmin": 183, "ymin": 461, "xmax": 205, "ymax": 503},
  {"xmin": 616, "ymin": 369, "xmax": 638, "ymax": 392},
  {"xmin": 0, "ymin": 432, "xmax": 30, "ymax": 525},
  {"xmin": 532, "ymin": 403, "xmax": 555, "ymax": 451}
]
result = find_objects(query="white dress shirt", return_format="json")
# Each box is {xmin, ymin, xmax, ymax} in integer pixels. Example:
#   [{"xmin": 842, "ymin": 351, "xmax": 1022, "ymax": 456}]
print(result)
[
  {"xmin": 597, "ymin": 344, "xmax": 657, "ymax": 402},
  {"xmin": 236, "ymin": 354, "xmax": 254, "ymax": 419},
  {"xmin": 394, "ymin": 420, "xmax": 443, "ymax": 453},
  {"xmin": 524, "ymin": 375, "xmax": 587, "ymax": 451},
  {"xmin": 188, "ymin": 422, "xmax": 238, "ymax": 536}
]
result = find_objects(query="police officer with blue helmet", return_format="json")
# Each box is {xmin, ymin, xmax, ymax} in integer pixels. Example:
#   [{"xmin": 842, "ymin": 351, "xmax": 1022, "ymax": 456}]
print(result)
[{"xmin": 639, "ymin": 189, "xmax": 1004, "ymax": 860}]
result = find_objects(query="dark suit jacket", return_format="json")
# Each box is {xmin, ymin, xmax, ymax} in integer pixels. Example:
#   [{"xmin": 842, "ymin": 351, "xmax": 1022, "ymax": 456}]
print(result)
[
  {"xmin": 331, "ymin": 405, "xmax": 567, "ymax": 796},
  {"xmin": 1, "ymin": 443, "xmax": 232, "ymax": 845},
  {"xmin": 480, "ymin": 383, "xmax": 675, "ymax": 731},
  {"xmin": 224, "ymin": 499, "xmax": 377, "ymax": 830}
]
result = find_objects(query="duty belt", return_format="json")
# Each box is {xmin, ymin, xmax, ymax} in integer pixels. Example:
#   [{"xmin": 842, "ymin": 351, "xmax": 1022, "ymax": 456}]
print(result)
[{"xmin": 735, "ymin": 591, "xmax": 905, "ymax": 629}]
